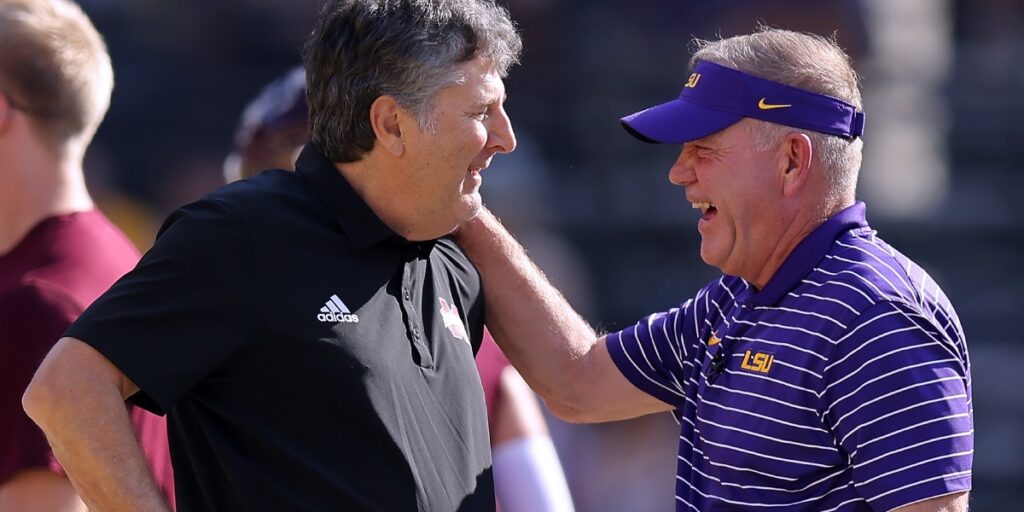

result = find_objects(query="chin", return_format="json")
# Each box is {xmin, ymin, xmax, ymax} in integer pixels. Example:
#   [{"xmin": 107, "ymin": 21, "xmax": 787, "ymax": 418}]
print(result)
[
  {"xmin": 433, "ymin": 203, "xmax": 479, "ymax": 238},
  {"xmin": 459, "ymin": 195, "xmax": 482, "ymax": 219},
  {"xmin": 699, "ymin": 245, "xmax": 726, "ymax": 272},
  {"xmin": 464, "ymin": 207, "xmax": 483, "ymax": 222}
]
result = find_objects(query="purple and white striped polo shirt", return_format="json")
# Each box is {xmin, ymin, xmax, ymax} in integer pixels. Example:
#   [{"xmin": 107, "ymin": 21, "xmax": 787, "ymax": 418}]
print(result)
[{"xmin": 607, "ymin": 202, "xmax": 972, "ymax": 511}]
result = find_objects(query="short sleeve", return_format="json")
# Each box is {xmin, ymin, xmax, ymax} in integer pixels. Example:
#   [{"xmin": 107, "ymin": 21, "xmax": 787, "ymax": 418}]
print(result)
[
  {"xmin": 606, "ymin": 298, "xmax": 700, "ymax": 408},
  {"xmin": 65, "ymin": 198, "xmax": 253, "ymax": 414},
  {"xmin": 0, "ymin": 284, "xmax": 80, "ymax": 483},
  {"xmin": 822, "ymin": 300, "xmax": 972, "ymax": 511}
]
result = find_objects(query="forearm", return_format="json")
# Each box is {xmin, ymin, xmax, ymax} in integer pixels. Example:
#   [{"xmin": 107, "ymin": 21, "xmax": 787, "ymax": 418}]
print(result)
[
  {"xmin": 457, "ymin": 209, "xmax": 597, "ymax": 406},
  {"xmin": 22, "ymin": 338, "xmax": 171, "ymax": 512},
  {"xmin": 892, "ymin": 491, "xmax": 969, "ymax": 512},
  {"xmin": 491, "ymin": 367, "xmax": 574, "ymax": 512}
]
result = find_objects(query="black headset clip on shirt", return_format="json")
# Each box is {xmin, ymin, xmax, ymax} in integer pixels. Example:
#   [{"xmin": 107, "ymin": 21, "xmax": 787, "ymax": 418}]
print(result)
[{"xmin": 705, "ymin": 336, "xmax": 731, "ymax": 385}]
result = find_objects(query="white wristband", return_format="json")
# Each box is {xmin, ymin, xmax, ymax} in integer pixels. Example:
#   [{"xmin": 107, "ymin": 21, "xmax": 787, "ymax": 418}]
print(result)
[{"xmin": 493, "ymin": 435, "xmax": 575, "ymax": 512}]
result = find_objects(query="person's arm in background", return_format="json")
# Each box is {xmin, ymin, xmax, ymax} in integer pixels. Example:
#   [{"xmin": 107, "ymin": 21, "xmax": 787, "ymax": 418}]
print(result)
[
  {"xmin": 22, "ymin": 337, "xmax": 173, "ymax": 512},
  {"xmin": 0, "ymin": 470, "xmax": 87, "ymax": 512},
  {"xmin": 491, "ymin": 366, "xmax": 574, "ymax": 512}
]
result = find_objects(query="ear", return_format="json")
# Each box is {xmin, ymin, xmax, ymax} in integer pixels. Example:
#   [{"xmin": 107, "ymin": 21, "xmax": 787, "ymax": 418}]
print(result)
[
  {"xmin": 368, "ymin": 95, "xmax": 405, "ymax": 157},
  {"xmin": 780, "ymin": 132, "xmax": 813, "ymax": 197}
]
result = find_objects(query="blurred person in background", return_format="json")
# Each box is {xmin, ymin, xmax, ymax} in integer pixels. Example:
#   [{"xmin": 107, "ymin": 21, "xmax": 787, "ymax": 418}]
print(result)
[
  {"xmin": 222, "ymin": 67, "xmax": 309, "ymax": 184},
  {"xmin": 223, "ymin": 65, "xmax": 574, "ymax": 512},
  {"xmin": 0, "ymin": 0, "xmax": 175, "ymax": 510},
  {"xmin": 455, "ymin": 28, "xmax": 972, "ymax": 512},
  {"xmin": 22, "ymin": 0, "xmax": 527, "ymax": 510}
]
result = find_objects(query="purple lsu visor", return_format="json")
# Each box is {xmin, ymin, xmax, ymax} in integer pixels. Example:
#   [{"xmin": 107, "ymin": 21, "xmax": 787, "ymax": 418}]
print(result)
[{"xmin": 621, "ymin": 60, "xmax": 865, "ymax": 144}]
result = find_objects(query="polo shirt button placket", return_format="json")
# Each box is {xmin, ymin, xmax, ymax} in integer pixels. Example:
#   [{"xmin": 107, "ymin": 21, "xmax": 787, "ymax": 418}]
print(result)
[{"xmin": 399, "ymin": 254, "xmax": 432, "ymax": 367}]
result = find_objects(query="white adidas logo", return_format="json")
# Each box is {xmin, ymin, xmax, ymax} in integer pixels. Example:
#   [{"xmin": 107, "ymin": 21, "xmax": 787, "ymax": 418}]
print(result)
[{"xmin": 317, "ymin": 294, "xmax": 360, "ymax": 323}]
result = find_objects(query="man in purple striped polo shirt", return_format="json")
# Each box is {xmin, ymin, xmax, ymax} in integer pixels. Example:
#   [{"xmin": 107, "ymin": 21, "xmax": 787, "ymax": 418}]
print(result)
[{"xmin": 456, "ymin": 28, "xmax": 971, "ymax": 511}]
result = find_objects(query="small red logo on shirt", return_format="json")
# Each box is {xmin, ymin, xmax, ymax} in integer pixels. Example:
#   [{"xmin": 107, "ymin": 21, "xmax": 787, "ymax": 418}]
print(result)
[{"xmin": 438, "ymin": 297, "xmax": 470, "ymax": 343}]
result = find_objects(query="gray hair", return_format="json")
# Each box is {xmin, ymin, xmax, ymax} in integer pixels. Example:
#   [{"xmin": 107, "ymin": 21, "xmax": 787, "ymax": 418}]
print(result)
[
  {"xmin": 304, "ymin": 0, "xmax": 522, "ymax": 163},
  {"xmin": 692, "ymin": 28, "xmax": 863, "ymax": 203}
]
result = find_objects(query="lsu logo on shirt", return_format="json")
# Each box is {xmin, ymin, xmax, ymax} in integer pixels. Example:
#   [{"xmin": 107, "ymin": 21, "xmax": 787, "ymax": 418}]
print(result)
[{"xmin": 740, "ymin": 350, "xmax": 775, "ymax": 374}]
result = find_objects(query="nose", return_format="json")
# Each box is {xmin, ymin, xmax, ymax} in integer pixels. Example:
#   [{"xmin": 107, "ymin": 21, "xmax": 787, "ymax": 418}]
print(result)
[
  {"xmin": 489, "ymin": 105, "xmax": 517, "ymax": 154},
  {"xmin": 668, "ymin": 146, "xmax": 695, "ymax": 186}
]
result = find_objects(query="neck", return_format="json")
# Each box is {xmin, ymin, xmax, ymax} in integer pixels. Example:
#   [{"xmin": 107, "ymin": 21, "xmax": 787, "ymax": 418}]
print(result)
[
  {"xmin": 747, "ymin": 199, "xmax": 850, "ymax": 289},
  {"xmin": 333, "ymin": 156, "xmax": 427, "ymax": 242},
  {"xmin": 0, "ymin": 142, "xmax": 93, "ymax": 255},
  {"xmin": 335, "ymin": 156, "xmax": 415, "ymax": 240}
]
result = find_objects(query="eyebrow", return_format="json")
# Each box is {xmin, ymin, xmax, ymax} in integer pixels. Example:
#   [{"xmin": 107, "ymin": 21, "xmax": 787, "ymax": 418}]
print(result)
[
  {"xmin": 481, "ymin": 92, "xmax": 506, "ymax": 106},
  {"xmin": 692, "ymin": 132, "xmax": 723, "ymax": 147},
  {"xmin": 472, "ymin": 94, "xmax": 506, "ymax": 113}
]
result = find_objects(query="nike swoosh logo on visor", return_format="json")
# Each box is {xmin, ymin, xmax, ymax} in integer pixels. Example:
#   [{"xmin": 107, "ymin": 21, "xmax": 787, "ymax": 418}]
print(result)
[{"xmin": 758, "ymin": 98, "xmax": 792, "ymax": 110}]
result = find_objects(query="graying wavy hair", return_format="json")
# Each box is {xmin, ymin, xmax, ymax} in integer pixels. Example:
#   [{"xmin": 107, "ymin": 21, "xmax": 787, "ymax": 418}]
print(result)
[
  {"xmin": 304, "ymin": 0, "xmax": 522, "ymax": 163},
  {"xmin": 692, "ymin": 28, "xmax": 864, "ymax": 203}
]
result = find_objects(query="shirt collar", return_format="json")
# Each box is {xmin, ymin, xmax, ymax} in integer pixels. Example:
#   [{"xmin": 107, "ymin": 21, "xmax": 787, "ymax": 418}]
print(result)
[
  {"xmin": 294, "ymin": 143, "xmax": 401, "ymax": 251},
  {"xmin": 736, "ymin": 202, "xmax": 870, "ymax": 307}
]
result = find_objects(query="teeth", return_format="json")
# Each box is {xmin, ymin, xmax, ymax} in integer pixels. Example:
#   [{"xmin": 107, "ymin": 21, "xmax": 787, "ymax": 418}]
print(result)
[{"xmin": 691, "ymin": 202, "xmax": 714, "ymax": 213}]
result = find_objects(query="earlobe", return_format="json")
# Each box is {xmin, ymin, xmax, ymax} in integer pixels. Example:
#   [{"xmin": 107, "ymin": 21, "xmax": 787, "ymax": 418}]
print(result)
[{"xmin": 368, "ymin": 95, "xmax": 405, "ymax": 157}]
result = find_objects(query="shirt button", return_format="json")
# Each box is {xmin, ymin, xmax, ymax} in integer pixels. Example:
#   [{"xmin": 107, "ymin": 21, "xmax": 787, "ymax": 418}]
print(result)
[{"xmin": 403, "ymin": 288, "xmax": 411, "ymax": 301}]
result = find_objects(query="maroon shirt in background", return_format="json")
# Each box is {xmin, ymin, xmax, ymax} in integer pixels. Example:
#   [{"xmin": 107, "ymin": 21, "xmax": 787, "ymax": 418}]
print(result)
[
  {"xmin": 0, "ymin": 210, "xmax": 176, "ymax": 508},
  {"xmin": 476, "ymin": 330, "xmax": 510, "ymax": 434}
]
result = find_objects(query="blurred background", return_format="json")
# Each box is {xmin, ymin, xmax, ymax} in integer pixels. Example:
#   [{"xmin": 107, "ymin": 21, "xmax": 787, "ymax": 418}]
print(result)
[{"xmin": 75, "ymin": 0, "xmax": 1022, "ymax": 510}]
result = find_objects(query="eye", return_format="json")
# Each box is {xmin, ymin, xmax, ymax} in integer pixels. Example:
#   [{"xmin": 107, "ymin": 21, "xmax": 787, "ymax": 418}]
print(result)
[
  {"xmin": 690, "ymin": 144, "xmax": 714, "ymax": 159},
  {"xmin": 472, "ymin": 109, "xmax": 490, "ymax": 121}
]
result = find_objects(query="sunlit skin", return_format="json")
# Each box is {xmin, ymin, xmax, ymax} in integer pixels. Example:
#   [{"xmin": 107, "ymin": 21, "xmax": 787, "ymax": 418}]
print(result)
[
  {"xmin": 342, "ymin": 57, "xmax": 517, "ymax": 242},
  {"xmin": 668, "ymin": 119, "xmax": 833, "ymax": 289},
  {"xmin": 403, "ymin": 57, "xmax": 516, "ymax": 237},
  {"xmin": 0, "ymin": 92, "xmax": 94, "ymax": 256}
]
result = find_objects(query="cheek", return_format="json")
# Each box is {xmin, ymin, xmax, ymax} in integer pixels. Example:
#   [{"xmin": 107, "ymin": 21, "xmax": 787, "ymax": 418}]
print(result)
[
  {"xmin": 463, "ymin": 121, "xmax": 490, "ymax": 149},
  {"xmin": 440, "ymin": 127, "xmax": 483, "ymax": 164},
  {"xmin": 729, "ymin": 194, "xmax": 778, "ymax": 245}
]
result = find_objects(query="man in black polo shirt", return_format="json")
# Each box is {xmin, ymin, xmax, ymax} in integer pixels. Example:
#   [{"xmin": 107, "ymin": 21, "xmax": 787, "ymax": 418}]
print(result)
[{"xmin": 22, "ymin": 1, "xmax": 521, "ymax": 510}]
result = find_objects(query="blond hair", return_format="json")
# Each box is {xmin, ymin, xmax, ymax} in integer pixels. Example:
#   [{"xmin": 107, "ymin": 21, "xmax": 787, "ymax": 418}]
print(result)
[
  {"xmin": 693, "ymin": 28, "xmax": 863, "ymax": 203},
  {"xmin": 0, "ymin": 0, "xmax": 113, "ymax": 150}
]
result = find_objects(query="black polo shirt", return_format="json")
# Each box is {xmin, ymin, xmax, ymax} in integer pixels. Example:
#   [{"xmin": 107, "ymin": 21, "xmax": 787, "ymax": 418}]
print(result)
[{"xmin": 66, "ymin": 144, "xmax": 493, "ymax": 511}]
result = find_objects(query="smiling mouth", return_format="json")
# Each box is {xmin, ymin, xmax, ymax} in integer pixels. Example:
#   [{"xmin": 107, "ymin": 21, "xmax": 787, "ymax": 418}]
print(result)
[{"xmin": 691, "ymin": 201, "xmax": 718, "ymax": 219}]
